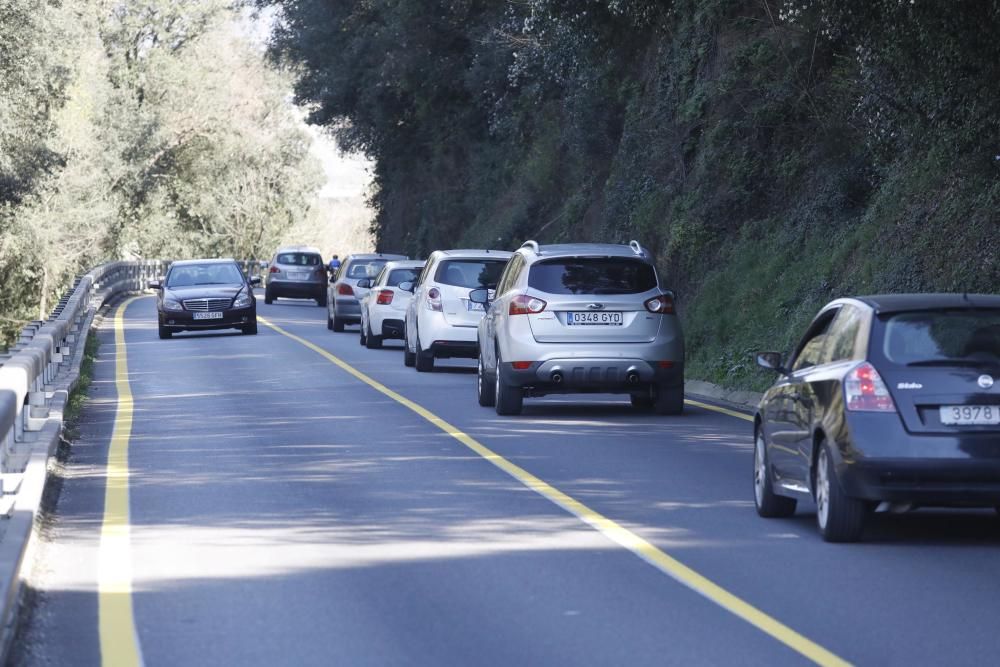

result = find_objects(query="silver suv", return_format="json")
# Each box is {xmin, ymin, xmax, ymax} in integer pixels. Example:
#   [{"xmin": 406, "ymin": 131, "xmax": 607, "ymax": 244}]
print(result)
[
  {"xmin": 471, "ymin": 241, "xmax": 684, "ymax": 416},
  {"xmin": 264, "ymin": 246, "xmax": 327, "ymax": 306},
  {"xmin": 328, "ymin": 253, "xmax": 408, "ymax": 331}
]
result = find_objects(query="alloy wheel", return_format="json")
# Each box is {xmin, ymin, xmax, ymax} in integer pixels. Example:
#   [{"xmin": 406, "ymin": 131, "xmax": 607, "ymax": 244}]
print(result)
[
  {"xmin": 816, "ymin": 449, "xmax": 831, "ymax": 530},
  {"xmin": 754, "ymin": 435, "xmax": 766, "ymax": 507}
]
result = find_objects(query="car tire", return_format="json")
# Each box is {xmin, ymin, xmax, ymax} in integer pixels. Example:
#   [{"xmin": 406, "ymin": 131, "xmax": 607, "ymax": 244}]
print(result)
[
  {"xmin": 326, "ymin": 314, "xmax": 334, "ymax": 331},
  {"xmin": 264, "ymin": 289, "xmax": 273, "ymax": 305},
  {"xmin": 653, "ymin": 382, "xmax": 684, "ymax": 415},
  {"xmin": 359, "ymin": 321, "xmax": 367, "ymax": 346},
  {"xmin": 403, "ymin": 328, "xmax": 416, "ymax": 367},
  {"xmin": 415, "ymin": 330, "xmax": 434, "ymax": 372},
  {"xmin": 494, "ymin": 351, "xmax": 523, "ymax": 416},
  {"xmin": 158, "ymin": 325, "xmax": 172, "ymax": 340},
  {"xmin": 477, "ymin": 353, "xmax": 496, "ymax": 407},
  {"xmin": 365, "ymin": 322, "xmax": 382, "ymax": 350},
  {"xmin": 815, "ymin": 440, "xmax": 866, "ymax": 542},
  {"xmin": 754, "ymin": 432, "xmax": 797, "ymax": 518},
  {"xmin": 332, "ymin": 310, "xmax": 345, "ymax": 333},
  {"xmin": 316, "ymin": 295, "xmax": 326, "ymax": 307},
  {"xmin": 630, "ymin": 392, "xmax": 653, "ymax": 410},
  {"xmin": 242, "ymin": 321, "xmax": 258, "ymax": 335}
]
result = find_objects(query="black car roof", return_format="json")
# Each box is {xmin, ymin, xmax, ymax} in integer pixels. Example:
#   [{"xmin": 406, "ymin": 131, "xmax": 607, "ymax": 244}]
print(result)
[{"xmin": 856, "ymin": 293, "xmax": 1000, "ymax": 314}]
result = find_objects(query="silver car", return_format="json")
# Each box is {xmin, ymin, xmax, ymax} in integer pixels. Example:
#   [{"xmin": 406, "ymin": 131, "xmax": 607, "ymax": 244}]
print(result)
[
  {"xmin": 264, "ymin": 246, "xmax": 328, "ymax": 306},
  {"xmin": 471, "ymin": 241, "xmax": 684, "ymax": 415},
  {"xmin": 400, "ymin": 249, "xmax": 513, "ymax": 372},
  {"xmin": 328, "ymin": 253, "xmax": 408, "ymax": 331},
  {"xmin": 358, "ymin": 260, "xmax": 425, "ymax": 349}
]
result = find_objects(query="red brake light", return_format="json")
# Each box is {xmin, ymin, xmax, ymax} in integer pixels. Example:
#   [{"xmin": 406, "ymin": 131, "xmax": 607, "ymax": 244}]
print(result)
[
  {"xmin": 844, "ymin": 362, "xmax": 896, "ymax": 412},
  {"xmin": 269, "ymin": 266, "xmax": 279, "ymax": 273},
  {"xmin": 337, "ymin": 283, "xmax": 354, "ymax": 296},
  {"xmin": 511, "ymin": 361, "xmax": 533, "ymax": 370},
  {"xmin": 376, "ymin": 289, "xmax": 394, "ymax": 305},
  {"xmin": 509, "ymin": 295, "xmax": 547, "ymax": 316},
  {"xmin": 644, "ymin": 294, "xmax": 675, "ymax": 314},
  {"xmin": 426, "ymin": 287, "xmax": 442, "ymax": 312}
]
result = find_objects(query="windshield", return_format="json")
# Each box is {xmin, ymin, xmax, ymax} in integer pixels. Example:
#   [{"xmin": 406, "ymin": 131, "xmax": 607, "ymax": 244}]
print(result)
[
  {"xmin": 528, "ymin": 257, "xmax": 657, "ymax": 295},
  {"xmin": 346, "ymin": 260, "xmax": 388, "ymax": 279},
  {"xmin": 883, "ymin": 310, "xmax": 1000, "ymax": 366},
  {"xmin": 166, "ymin": 263, "xmax": 245, "ymax": 287},
  {"xmin": 434, "ymin": 260, "xmax": 507, "ymax": 288}
]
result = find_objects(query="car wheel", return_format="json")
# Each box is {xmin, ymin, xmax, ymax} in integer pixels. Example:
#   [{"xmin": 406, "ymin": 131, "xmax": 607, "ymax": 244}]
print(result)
[
  {"xmin": 403, "ymin": 328, "xmax": 416, "ymax": 367},
  {"xmin": 754, "ymin": 432, "xmax": 797, "ymax": 518},
  {"xmin": 359, "ymin": 320, "xmax": 367, "ymax": 346},
  {"xmin": 653, "ymin": 382, "xmax": 684, "ymax": 415},
  {"xmin": 332, "ymin": 310, "xmax": 345, "ymax": 333},
  {"xmin": 477, "ymin": 353, "xmax": 496, "ymax": 407},
  {"xmin": 242, "ymin": 321, "xmax": 258, "ymax": 335},
  {"xmin": 264, "ymin": 289, "xmax": 273, "ymax": 305},
  {"xmin": 158, "ymin": 325, "xmax": 172, "ymax": 339},
  {"xmin": 415, "ymin": 329, "xmax": 434, "ymax": 372},
  {"xmin": 316, "ymin": 295, "xmax": 327, "ymax": 307},
  {"xmin": 326, "ymin": 314, "xmax": 334, "ymax": 331},
  {"xmin": 494, "ymin": 351, "xmax": 523, "ymax": 416},
  {"xmin": 365, "ymin": 322, "xmax": 383, "ymax": 350},
  {"xmin": 815, "ymin": 440, "xmax": 866, "ymax": 542},
  {"xmin": 630, "ymin": 392, "xmax": 653, "ymax": 410}
]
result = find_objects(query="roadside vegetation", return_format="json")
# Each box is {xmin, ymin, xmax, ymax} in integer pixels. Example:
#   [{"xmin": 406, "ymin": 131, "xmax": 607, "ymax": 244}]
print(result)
[
  {"xmin": 267, "ymin": 0, "xmax": 999, "ymax": 390},
  {"xmin": 0, "ymin": 0, "xmax": 325, "ymax": 345}
]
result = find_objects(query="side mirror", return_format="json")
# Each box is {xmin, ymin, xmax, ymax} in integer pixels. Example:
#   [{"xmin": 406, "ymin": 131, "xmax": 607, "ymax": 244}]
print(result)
[
  {"xmin": 148, "ymin": 280, "xmax": 162, "ymax": 290},
  {"xmin": 356, "ymin": 278, "xmax": 372, "ymax": 289},
  {"xmin": 755, "ymin": 352, "xmax": 787, "ymax": 374},
  {"xmin": 468, "ymin": 288, "xmax": 491, "ymax": 306},
  {"xmin": 249, "ymin": 277, "xmax": 261, "ymax": 286},
  {"xmin": 398, "ymin": 281, "xmax": 415, "ymax": 293}
]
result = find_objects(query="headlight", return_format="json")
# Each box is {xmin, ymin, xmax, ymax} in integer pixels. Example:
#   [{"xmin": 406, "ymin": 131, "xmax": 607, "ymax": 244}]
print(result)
[
  {"xmin": 233, "ymin": 289, "xmax": 253, "ymax": 309},
  {"xmin": 163, "ymin": 297, "xmax": 183, "ymax": 311}
]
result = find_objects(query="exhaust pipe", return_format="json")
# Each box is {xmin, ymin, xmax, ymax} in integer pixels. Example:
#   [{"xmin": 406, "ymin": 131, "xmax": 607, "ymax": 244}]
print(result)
[
  {"xmin": 626, "ymin": 370, "xmax": 641, "ymax": 385},
  {"xmin": 551, "ymin": 371, "xmax": 564, "ymax": 384}
]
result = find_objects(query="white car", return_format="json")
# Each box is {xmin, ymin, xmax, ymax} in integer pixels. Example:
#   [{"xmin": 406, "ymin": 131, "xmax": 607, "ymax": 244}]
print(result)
[
  {"xmin": 357, "ymin": 260, "xmax": 425, "ymax": 349},
  {"xmin": 401, "ymin": 249, "xmax": 513, "ymax": 372}
]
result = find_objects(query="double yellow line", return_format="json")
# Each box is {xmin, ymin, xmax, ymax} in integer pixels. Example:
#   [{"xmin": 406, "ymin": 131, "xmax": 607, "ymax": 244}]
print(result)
[{"xmin": 260, "ymin": 317, "xmax": 848, "ymax": 666}]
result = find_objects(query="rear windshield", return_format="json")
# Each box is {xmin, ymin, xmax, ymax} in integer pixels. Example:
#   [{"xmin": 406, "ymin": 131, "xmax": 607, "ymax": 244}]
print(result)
[
  {"xmin": 167, "ymin": 263, "xmax": 244, "ymax": 287},
  {"xmin": 883, "ymin": 310, "xmax": 1000, "ymax": 366},
  {"xmin": 276, "ymin": 253, "xmax": 321, "ymax": 266},
  {"xmin": 346, "ymin": 260, "xmax": 388, "ymax": 279},
  {"xmin": 528, "ymin": 258, "xmax": 657, "ymax": 295},
  {"xmin": 387, "ymin": 268, "xmax": 421, "ymax": 287},
  {"xmin": 434, "ymin": 260, "xmax": 507, "ymax": 288}
]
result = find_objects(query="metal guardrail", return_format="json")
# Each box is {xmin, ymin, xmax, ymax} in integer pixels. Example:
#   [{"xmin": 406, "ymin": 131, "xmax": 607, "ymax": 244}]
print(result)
[{"xmin": 0, "ymin": 257, "xmax": 267, "ymax": 660}]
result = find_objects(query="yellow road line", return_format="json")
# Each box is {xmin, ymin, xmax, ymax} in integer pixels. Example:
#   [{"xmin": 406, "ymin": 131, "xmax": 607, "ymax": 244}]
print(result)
[
  {"xmin": 260, "ymin": 317, "xmax": 849, "ymax": 667},
  {"xmin": 98, "ymin": 297, "xmax": 144, "ymax": 667},
  {"xmin": 685, "ymin": 398, "xmax": 755, "ymax": 422}
]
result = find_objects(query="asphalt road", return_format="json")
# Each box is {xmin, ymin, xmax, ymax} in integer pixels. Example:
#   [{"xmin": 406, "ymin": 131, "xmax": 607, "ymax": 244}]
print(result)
[{"xmin": 11, "ymin": 294, "xmax": 1000, "ymax": 666}]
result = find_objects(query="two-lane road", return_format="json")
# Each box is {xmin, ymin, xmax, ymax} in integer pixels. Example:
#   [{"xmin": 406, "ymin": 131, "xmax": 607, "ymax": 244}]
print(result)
[{"xmin": 12, "ymin": 295, "xmax": 1000, "ymax": 666}]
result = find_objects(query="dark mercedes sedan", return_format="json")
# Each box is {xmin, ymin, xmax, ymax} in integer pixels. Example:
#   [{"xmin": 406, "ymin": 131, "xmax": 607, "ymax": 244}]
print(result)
[
  {"xmin": 150, "ymin": 259, "xmax": 261, "ymax": 338},
  {"xmin": 753, "ymin": 294, "xmax": 1000, "ymax": 542}
]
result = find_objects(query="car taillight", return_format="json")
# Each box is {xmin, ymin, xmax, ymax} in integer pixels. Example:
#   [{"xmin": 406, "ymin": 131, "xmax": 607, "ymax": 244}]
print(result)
[
  {"xmin": 645, "ymin": 294, "xmax": 675, "ymax": 314},
  {"xmin": 511, "ymin": 361, "xmax": 533, "ymax": 370},
  {"xmin": 376, "ymin": 289, "xmax": 394, "ymax": 305},
  {"xmin": 509, "ymin": 295, "xmax": 546, "ymax": 316},
  {"xmin": 315, "ymin": 268, "xmax": 326, "ymax": 278},
  {"xmin": 337, "ymin": 283, "xmax": 354, "ymax": 296},
  {"xmin": 269, "ymin": 266, "xmax": 279, "ymax": 273},
  {"xmin": 844, "ymin": 362, "xmax": 896, "ymax": 412},
  {"xmin": 426, "ymin": 287, "xmax": 443, "ymax": 311}
]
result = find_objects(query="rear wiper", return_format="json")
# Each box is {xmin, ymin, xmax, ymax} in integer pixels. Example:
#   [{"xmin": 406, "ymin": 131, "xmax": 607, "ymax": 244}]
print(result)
[{"xmin": 906, "ymin": 359, "xmax": 1000, "ymax": 368}]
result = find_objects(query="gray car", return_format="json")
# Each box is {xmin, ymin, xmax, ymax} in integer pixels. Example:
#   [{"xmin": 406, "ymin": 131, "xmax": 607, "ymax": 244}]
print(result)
[
  {"xmin": 471, "ymin": 241, "xmax": 685, "ymax": 416},
  {"xmin": 264, "ymin": 246, "xmax": 327, "ymax": 306},
  {"xmin": 328, "ymin": 252, "xmax": 408, "ymax": 331}
]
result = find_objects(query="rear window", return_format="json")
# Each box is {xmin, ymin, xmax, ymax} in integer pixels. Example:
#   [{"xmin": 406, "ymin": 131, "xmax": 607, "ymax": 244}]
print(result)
[
  {"xmin": 434, "ymin": 260, "xmax": 507, "ymax": 288},
  {"xmin": 883, "ymin": 310, "xmax": 1000, "ymax": 365},
  {"xmin": 346, "ymin": 260, "xmax": 388, "ymax": 279},
  {"xmin": 277, "ymin": 253, "xmax": 321, "ymax": 266},
  {"xmin": 387, "ymin": 268, "xmax": 421, "ymax": 287},
  {"xmin": 528, "ymin": 258, "xmax": 657, "ymax": 295}
]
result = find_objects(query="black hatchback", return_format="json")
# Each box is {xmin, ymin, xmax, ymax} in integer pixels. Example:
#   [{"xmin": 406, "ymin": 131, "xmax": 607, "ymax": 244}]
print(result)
[
  {"xmin": 753, "ymin": 294, "xmax": 1000, "ymax": 542},
  {"xmin": 150, "ymin": 259, "xmax": 261, "ymax": 338}
]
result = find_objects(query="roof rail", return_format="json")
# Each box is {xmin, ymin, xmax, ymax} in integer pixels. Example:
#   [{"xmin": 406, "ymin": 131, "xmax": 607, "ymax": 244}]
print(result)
[
  {"xmin": 520, "ymin": 240, "xmax": 540, "ymax": 254},
  {"xmin": 628, "ymin": 240, "xmax": 645, "ymax": 257}
]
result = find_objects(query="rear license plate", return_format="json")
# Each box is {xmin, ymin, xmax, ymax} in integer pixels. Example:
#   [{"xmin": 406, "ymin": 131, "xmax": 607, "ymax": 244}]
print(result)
[
  {"xmin": 567, "ymin": 311, "xmax": 623, "ymax": 326},
  {"xmin": 289, "ymin": 272, "xmax": 308, "ymax": 280},
  {"xmin": 465, "ymin": 300, "xmax": 485, "ymax": 312},
  {"xmin": 939, "ymin": 405, "xmax": 1000, "ymax": 426},
  {"xmin": 193, "ymin": 312, "xmax": 224, "ymax": 320}
]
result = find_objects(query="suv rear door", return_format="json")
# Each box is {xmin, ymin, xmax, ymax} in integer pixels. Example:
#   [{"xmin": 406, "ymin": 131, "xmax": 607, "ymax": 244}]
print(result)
[{"xmin": 524, "ymin": 257, "xmax": 663, "ymax": 343}]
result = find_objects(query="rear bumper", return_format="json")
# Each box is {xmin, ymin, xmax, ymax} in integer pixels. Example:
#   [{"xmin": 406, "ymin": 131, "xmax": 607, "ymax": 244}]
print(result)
[
  {"xmin": 840, "ymin": 459, "xmax": 1000, "ymax": 505},
  {"xmin": 266, "ymin": 281, "xmax": 325, "ymax": 299},
  {"xmin": 499, "ymin": 357, "xmax": 683, "ymax": 394},
  {"xmin": 380, "ymin": 318, "xmax": 405, "ymax": 340},
  {"xmin": 430, "ymin": 340, "xmax": 478, "ymax": 359},
  {"xmin": 334, "ymin": 298, "xmax": 361, "ymax": 321}
]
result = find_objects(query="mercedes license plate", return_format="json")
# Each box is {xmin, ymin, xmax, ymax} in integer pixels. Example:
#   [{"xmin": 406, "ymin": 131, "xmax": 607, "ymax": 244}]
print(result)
[
  {"xmin": 939, "ymin": 405, "xmax": 1000, "ymax": 426},
  {"xmin": 567, "ymin": 311, "xmax": 623, "ymax": 326},
  {"xmin": 193, "ymin": 312, "xmax": 223, "ymax": 320}
]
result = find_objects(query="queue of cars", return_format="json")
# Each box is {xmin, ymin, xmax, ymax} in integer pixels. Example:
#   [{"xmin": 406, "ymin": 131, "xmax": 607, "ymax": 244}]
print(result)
[{"xmin": 150, "ymin": 246, "xmax": 1000, "ymax": 543}]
